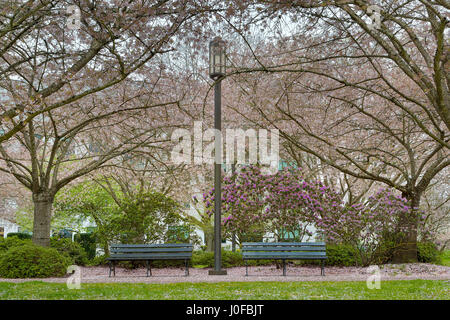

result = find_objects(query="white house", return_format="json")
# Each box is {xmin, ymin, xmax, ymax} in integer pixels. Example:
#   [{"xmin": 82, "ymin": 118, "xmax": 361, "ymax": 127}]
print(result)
[{"xmin": 0, "ymin": 218, "xmax": 20, "ymax": 238}]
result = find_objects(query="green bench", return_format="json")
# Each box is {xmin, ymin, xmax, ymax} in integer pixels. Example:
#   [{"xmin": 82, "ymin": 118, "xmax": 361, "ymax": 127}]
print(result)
[
  {"xmin": 242, "ymin": 242, "xmax": 327, "ymax": 276},
  {"xmin": 106, "ymin": 243, "xmax": 193, "ymax": 277}
]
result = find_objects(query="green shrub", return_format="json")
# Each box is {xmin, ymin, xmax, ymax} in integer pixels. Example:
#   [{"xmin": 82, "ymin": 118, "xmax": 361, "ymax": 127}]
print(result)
[
  {"xmin": 291, "ymin": 244, "xmax": 361, "ymax": 267},
  {"xmin": 324, "ymin": 244, "xmax": 361, "ymax": 266},
  {"xmin": 417, "ymin": 242, "xmax": 441, "ymax": 264},
  {"xmin": 0, "ymin": 244, "xmax": 71, "ymax": 278},
  {"xmin": 50, "ymin": 237, "xmax": 88, "ymax": 266},
  {"xmin": 74, "ymin": 233, "xmax": 97, "ymax": 260},
  {"xmin": 6, "ymin": 233, "xmax": 32, "ymax": 240},
  {"xmin": 191, "ymin": 250, "xmax": 214, "ymax": 267},
  {"xmin": 0, "ymin": 237, "xmax": 31, "ymax": 254},
  {"xmin": 86, "ymin": 255, "xmax": 108, "ymax": 266},
  {"xmin": 191, "ymin": 250, "xmax": 272, "ymax": 268},
  {"xmin": 222, "ymin": 250, "xmax": 246, "ymax": 268}
]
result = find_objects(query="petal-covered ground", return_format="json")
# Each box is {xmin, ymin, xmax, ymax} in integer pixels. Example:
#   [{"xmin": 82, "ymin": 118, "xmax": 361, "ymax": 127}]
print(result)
[{"xmin": 1, "ymin": 263, "xmax": 449, "ymax": 283}]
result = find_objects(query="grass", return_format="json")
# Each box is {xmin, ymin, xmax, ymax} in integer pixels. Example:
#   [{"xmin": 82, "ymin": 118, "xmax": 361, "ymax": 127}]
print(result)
[
  {"xmin": 440, "ymin": 250, "xmax": 450, "ymax": 267},
  {"xmin": 0, "ymin": 280, "xmax": 448, "ymax": 300}
]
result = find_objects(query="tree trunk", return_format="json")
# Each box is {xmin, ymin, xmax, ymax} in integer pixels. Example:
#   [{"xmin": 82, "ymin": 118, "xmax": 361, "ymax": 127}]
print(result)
[
  {"xmin": 392, "ymin": 192, "xmax": 420, "ymax": 263},
  {"xmin": 204, "ymin": 228, "xmax": 214, "ymax": 252},
  {"xmin": 32, "ymin": 192, "xmax": 54, "ymax": 247},
  {"xmin": 101, "ymin": 239, "xmax": 110, "ymax": 256},
  {"xmin": 232, "ymin": 232, "xmax": 236, "ymax": 252}
]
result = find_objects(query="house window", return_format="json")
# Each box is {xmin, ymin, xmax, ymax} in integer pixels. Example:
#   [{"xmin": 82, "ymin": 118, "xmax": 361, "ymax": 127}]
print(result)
[{"xmin": 279, "ymin": 228, "xmax": 301, "ymax": 241}]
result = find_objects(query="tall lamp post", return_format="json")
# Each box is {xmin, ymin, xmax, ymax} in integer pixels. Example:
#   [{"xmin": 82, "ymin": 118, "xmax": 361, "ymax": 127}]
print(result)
[{"xmin": 208, "ymin": 37, "xmax": 227, "ymax": 275}]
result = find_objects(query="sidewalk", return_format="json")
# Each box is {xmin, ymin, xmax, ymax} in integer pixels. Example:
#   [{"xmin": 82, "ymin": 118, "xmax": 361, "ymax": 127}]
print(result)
[{"xmin": 1, "ymin": 263, "xmax": 449, "ymax": 284}]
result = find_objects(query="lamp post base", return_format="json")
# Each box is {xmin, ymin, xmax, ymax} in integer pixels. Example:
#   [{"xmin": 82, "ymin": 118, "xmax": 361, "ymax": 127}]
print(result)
[{"xmin": 208, "ymin": 270, "xmax": 228, "ymax": 276}]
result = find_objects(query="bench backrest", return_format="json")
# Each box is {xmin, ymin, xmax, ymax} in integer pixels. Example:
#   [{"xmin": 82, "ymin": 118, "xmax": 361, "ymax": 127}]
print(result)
[
  {"xmin": 242, "ymin": 242, "xmax": 326, "ymax": 258},
  {"xmin": 109, "ymin": 243, "xmax": 193, "ymax": 260}
]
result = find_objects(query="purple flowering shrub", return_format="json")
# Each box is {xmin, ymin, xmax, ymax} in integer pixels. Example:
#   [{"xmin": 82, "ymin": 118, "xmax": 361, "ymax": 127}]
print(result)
[
  {"xmin": 202, "ymin": 165, "xmax": 431, "ymax": 265},
  {"xmin": 318, "ymin": 189, "xmax": 430, "ymax": 265}
]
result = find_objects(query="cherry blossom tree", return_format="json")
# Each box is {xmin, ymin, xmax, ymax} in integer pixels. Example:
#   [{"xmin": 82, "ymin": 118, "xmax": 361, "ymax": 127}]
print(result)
[
  {"xmin": 0, "ymin": 0, "xmax": 220, "ymax": 143},
  {"xmin": 220, "ymin": 0, "xmax": 449, "ymax": 262},
  {"xmin": 0, "ymin": 0, "xmax": 231, "ymax": 246}
]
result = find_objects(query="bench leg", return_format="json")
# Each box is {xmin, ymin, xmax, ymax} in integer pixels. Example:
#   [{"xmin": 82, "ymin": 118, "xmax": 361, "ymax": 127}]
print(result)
[
  {"xmin": 185, "ymin": 259, "xmax": 189, "ymax": 276},
  {"xmin": 245, "ymin": 260, "xmax": 248, "ymax": 276},
  {"xmin": 146, "ymin": 260, "xmax": 152, "ymax": 277},
  {"xmin": 110, "ymin": 261, "xmax": 116, "ymax": 277},
  {"xmin": 321, "ymin": 260, "xmax": 325, "ymax": 276},
  {"xmin": 282, "ymin": 259, "xmax": 286, "ymax": 276}
]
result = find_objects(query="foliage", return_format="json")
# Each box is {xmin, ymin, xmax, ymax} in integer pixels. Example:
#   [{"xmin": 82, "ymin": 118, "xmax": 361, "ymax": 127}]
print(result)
[
  {"xmin": 184, "ymin": 197, "xmax": 215, "ymax": 251},
  {"xmin": 74, "ymin": 233, "xmax": 97, "ymax": 260},
  {"xmin": 0, "ymin": 244, "xmax": 71, "ymax": 278},
  {"xmin": 0, "ymin": 235, "xmax": 89, "ymax": 266},
  {"xmin": 86, "ymin": 255, "xmax": 108, "ymax": 267},
  {"xmin": 0, "ymin": 237, "xmax": 31, "ymax": 254},
  {"xmin": 319, "ymin": 189, "xmax": 430, "ymax": 266},
  {"xmin": 202, "ymin": 166, "xmax": 432, "ymax": 266},
  {"xmin": 440, "ymin": 251, "xmax": 450, "ymax": 267},
  {"xmin": 55, "ymin": 181, "xmax": 198, "ymax": 252},
  {"xmin": 322, "ymin": 244, "xmax": 361, "ymax": 267},
  {"xmin": 50, "ymin": 237, "xmax": 89, "ymax": 266},
  {"xmin": 191, "ymin": 250, "xmax": 248, "ymax": 268},
  {"xmin": 417, "ymin": 242, "xmax": 442, "ymax": 264},
  {"xmin": 109, "ymin": 191, "xmax": 185, "ymax": 244},
  {"xmin": 166, "ymin": 224, "xmax": 201, "ymax": 246},
  {"xmin": 202, "ymin": 166, "xmax": 333, "ymax": 242},
  {"xmin": 5, "ymin": 233, "xmax": 32, "ymax": 240},
  {"xmin": 54, "ymin": 181, "xmax": 116, "ymax": 254}
]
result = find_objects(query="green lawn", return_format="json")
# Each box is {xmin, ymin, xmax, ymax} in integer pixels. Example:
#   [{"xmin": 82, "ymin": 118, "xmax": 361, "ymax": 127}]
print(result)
[
  {"xmin": 0, "ymin": 280, "xmax": 448, "ymax": 300},
  {"xmin": 441, "ymin": 251, "xmax": 450, "ymax": 267}
]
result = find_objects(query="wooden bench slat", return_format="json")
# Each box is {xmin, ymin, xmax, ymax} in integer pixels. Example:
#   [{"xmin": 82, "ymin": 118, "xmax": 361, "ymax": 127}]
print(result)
[
  {"xmin": 111, "ymin": 247, "xmax": 192, "ymax": 253},
  {"xmin": 110, "ymin": 243, "xmax": 193, "ymax": 248},
  {"xmin": 242, "ymin": 242, "xmax": 325, "ymax": 247},
  {"xmin": 243, "ymin": 251, "xmax": 327, "ymax": 258},
  {"xmin": 243, "ymin": 256, "xmax": 327, "ymax": 260},
  {"xmin": 242, "ymin": 246, "xmax": 325, "ymax": 252},
  {"xmin": 110, "ymin": 252, "xmax": 192, "ymax": 259},
  {"xmin": 109, "ymin": 253, "xmax": 192, "ymax": 257},
  {"xmin": 107, "ymin": 255, "xmax": 192, "ymax": 260}
]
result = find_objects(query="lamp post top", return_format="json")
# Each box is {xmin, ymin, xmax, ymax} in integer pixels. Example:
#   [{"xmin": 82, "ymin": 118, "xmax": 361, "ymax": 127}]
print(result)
[{"xmin": 209, "ymin": 37, "xmax": 226, "ymax": 80}]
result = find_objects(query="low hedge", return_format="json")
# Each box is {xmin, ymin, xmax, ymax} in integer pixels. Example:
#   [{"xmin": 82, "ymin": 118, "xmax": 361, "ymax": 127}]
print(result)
[
  {"xmin": 5, "ymin": 232, "xmax": 32, "ymax": 240},
  {"xmin": 0, "ymin": 237, "xmax": 89, "ymax": 266},
  {"xmin": 0, "ymin": 237, "xmax": 32, "ymax": 254},
  {"xmin": 0, "ymin": 244, "xmax": 71, "ymax": 278}
]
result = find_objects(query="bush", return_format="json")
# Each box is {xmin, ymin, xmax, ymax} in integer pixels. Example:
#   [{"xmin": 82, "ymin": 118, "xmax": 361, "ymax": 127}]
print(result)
[
  {"xmin": 50, "ymin": 237, "xmax": 89, "ymax": 266},
  {"xmin": 417, "ymin": 242, "xmax": 442, "ymax": 264},
  {"xmin": 191, "ymin": 250, "xmax": 214, "ymax": 267},
  {"xmin": 6, "ymin": 232, "xmax": 32, "ymax": 240},
  {"xmin": 325, "ymin": 244, "xmax": 361, "ymax": 266},
  {"xmin": 74, "ymin": 233, "xmax": 97, "ymax": 260},
  {"xmin": 292, "ymin": 244, "xmax": 361, "ymax": 267},
  {"xmin": 0, "ymin": 237, "xmax": 31, "ymax": 254},
  {"xmin": 191, "ymin": 250, "xmax": 272, "ymax": 268},
  {"xmin": 86, "ymin": 255, "xmax": 108, "ymax": 266},
  {"xmin": 0, "ymin": 244, "xmax": 71, "ymax": 278}
]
